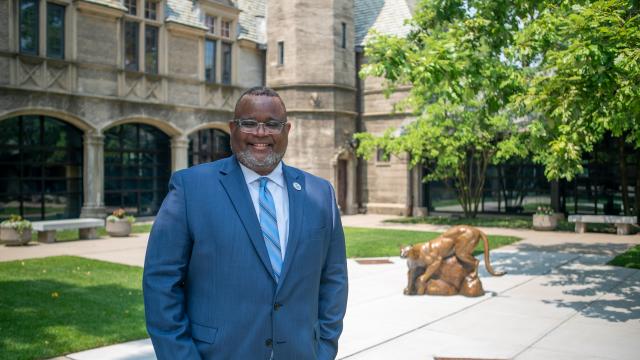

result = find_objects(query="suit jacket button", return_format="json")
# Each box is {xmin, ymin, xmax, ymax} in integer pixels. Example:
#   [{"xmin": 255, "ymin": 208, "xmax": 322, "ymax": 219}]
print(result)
[
  {"xmin": 274, "ymin": 303, "xmax": 282, "ymax": 311},
  {"xmin": 265, "ymin": 339, "xmax": 273, "ymax": 347}
]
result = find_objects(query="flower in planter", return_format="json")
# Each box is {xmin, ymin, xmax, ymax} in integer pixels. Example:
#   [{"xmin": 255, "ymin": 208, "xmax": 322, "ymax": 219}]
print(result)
[
  {"xmin": 106, "ymin": 208, "xmax": 136, "ymax": 224},
  {"xmin": 1, "ymin": 214, "xmax": 32, "ymax": 234},
  {"xmin": 535, "ymin": 206, "xmax": 554, "ymax": 216}
]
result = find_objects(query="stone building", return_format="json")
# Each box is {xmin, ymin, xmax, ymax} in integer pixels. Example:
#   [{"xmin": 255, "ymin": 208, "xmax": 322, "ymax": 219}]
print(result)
[{"xmin": 0, "ymin": 0, "xmax": 634, "ymax": 221}]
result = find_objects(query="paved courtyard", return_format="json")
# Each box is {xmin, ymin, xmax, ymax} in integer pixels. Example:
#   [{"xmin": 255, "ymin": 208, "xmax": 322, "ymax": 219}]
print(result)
[{"xmin": 2, "ymin": 215, "xmax": 639, "ymax": 360}]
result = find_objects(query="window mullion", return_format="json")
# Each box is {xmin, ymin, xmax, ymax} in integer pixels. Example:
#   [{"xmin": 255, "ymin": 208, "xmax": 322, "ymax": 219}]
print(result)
[
  {"xmin": 139, "ymin": 19, "xmax": 145, "ymax": 73},
  {"xmin": 39, "ymin": 0, "xmax": 45, "ymax": 56}
]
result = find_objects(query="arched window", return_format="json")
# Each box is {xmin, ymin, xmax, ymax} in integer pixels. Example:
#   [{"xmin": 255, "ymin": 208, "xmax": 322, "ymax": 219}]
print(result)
[
  {"xmin": 188, "ymin": 128, "xmax": 231, "ymax": 166},
  {"xmin": 0, "ymin": 115, "xmax": 83, "ymax": 220},
  {"xmin": 104, "ymin": 123, "xmax": 170, "ymax": 216}
]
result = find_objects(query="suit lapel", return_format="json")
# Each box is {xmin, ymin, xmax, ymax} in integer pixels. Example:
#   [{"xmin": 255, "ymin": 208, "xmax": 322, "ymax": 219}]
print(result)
[
  {"xmin": 277, "ymin": 164, "xmax": 305, "ymax": 291},
  {"xmin": 218, "ymin": 156, "xmax": 276, "ymax": 283}
]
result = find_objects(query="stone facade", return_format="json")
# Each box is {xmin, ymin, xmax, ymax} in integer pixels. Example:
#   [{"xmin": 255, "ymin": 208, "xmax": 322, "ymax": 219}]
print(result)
[
  {"xmin": 266, "ymin": 0, "xmax": 362, "ymax": 214},
  {"xmin": 0, "ymin": 0, "xmax": 419, "ymax": 220},
  {"xmin": 0, "ymin": 0, "xmax": 254, "ymax": 218}
]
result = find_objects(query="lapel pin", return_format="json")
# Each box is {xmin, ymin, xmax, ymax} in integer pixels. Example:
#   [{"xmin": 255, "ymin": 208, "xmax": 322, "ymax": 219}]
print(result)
[{"xmin": 293, "ymin": 182, "xmax": 302, "ymax": 191}]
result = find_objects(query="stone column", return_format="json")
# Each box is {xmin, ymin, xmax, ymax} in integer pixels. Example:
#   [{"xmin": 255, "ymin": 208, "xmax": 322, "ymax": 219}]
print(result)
[
  {"xmin": 346, "ymin": 154, "xmax": 358, "ymax": 215},
  {"xmin": 80, "ymin": 132, "xmax": 106, "ymax": 218},
  {"xmin": 412, "ymin": 166, "xmax": 428, "ymax": 217},
  {"xmin": 171, "ymin": 136, "xmax": 189, "ymax": 172}
]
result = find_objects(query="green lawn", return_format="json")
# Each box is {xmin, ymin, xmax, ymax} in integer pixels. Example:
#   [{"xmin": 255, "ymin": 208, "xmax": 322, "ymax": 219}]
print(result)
[
  {"xmin": 0, "ymin": 227, "xmax": 518, "ymax": 359},
  {"xmin": 0, "ymin": 256, "xmax": 146, "ymax": 360},
  {"xmin": 28, "ymin": 223, "xmax": 153, "ymax": 242},
  {"xmin": 608, "ymin": 244, "xmax": 640, "ymax": 270},
  {"xmin": 343, "ymin": 227, "xmax": 520, "ymax": 258}
]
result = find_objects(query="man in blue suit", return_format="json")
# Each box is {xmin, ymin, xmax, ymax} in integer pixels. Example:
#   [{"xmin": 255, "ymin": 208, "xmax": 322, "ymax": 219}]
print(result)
[{"xmin": 143, "ymin": 87, "xmax": 348, "ymax": 359}]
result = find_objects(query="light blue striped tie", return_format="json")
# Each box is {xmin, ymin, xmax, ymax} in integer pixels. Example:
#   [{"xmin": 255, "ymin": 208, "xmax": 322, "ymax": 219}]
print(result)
[{"xmin": 259, "ymin": 177, "xmax": 282, "ymax": 282}]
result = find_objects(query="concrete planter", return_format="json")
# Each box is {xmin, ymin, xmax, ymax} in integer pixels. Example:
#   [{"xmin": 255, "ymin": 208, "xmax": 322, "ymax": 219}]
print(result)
[
  {"xmin": 106, "ymin": 219, "xmax": 132, "ymax": 237},
  {"xmin": 1, "ymin": 227, "xmax": 32, "ymax": 246},
  {"xmin": 533, "ymin": 214, "xmax": 557, "ymax": 231}
]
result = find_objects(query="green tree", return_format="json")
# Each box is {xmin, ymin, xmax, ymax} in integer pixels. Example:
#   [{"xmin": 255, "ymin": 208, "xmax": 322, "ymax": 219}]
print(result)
[
  {"xmin": 514, "ymin": 0, "xmax": 640, "ymax": 215},
  {"xmin": 356, "ymin": 0, "xmax": 531, "ymax": 217}
]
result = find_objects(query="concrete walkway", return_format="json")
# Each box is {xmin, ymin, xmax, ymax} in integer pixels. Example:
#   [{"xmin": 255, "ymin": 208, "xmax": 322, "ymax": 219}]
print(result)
[{"xmin": 2, "ymin": 214, "xmax": 639, "ymax": 360}]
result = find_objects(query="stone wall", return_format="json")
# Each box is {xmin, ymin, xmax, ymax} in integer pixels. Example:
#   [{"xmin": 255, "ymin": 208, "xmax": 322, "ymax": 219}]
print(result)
[
  {"xmin": 237, "ymin": 43, "xmax": 264, "ymax": 88},
  {"xmin": 76, "ymin": 14, "xmax": 119, "ymax": 65},
  {"xmin": 0, "ymin": 1, "xmax": 10, "ymax": 52},
  {"xmin": 267, "ymin": 0, "xmax": 358, "ymax": 213},
  {"xmin": 360, "ymin": 74, "xmax": 413, "ymax": 215},
  {"xmin": 267, "ymin": 0, "xmax": 355, "ymax": 87},
  {"xmin": 168, "ymin": 34, "xmax": 200, "ymax": 78}
]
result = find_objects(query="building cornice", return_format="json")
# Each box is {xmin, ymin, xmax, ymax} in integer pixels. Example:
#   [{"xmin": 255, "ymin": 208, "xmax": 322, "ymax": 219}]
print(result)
[
  {"xmin": 270, "ymin": 83, "xmax": 357, "ymax": 92},
  {"xmin": 362, "ymin": 111, "xmax": 414, "ymax": 119},
  {"xmin": 200, "ymin": 0, "xmax": 241, "ymax": 15},
  {"xmin": 74, "ymin": 0, "xmax": 126, "ymax": 18},
  {"xmin": 363, "ymin": 85, "xmax": 411, "ymax": 95},
  {"xmin": 0, "ymin": 85, "xmax": 239, "ymax": 114},
  {"xmin": 165, "ymin": 20, "xmax": 207, "ymax": 37},
  {"xmin": 237, "ymin": 39, "xmax": 262, "ymax": 50},
  {"xmin": 286, "ymin": 109, "xmax": 358, "ymax": 117}
]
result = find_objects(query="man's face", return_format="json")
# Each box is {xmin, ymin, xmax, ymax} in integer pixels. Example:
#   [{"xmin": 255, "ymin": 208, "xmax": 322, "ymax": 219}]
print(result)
[{"xmin": 229, "ymin": 95, "xmax": 291, "ymax": 175}]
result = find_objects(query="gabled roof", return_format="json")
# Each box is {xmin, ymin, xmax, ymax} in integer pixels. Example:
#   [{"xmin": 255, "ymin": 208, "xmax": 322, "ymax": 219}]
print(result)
[
  {"xmin": 108, "ymin": 0, "xmax": 409, "ymax": 47},
  {"xmin": 354, "ymin": 0, "xmax": 413, "ymax": 47},
  {"xmin": 165, "ymin": 0, "xmax": 208, "ymax": 30},
  {"xmin": 237, "ymin": 0, "xmax": 266, "ymax": 44},
  {"xmin": 81, "ymin": 0, "xmax": 127, "ymax": 11},
  {"xmin": 163, "ymin": 0, "xmax": 265, "ymax": 43}
]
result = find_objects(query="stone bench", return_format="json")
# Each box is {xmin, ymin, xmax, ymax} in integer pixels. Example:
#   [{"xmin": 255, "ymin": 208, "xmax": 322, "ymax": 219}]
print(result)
[
  {"xmin": 568, "ymin": 215, "xmax": 637, "ymax": 235},
  {"xmin": 31, "ymin": 218, "xmax": 105, "ymax": 243}
]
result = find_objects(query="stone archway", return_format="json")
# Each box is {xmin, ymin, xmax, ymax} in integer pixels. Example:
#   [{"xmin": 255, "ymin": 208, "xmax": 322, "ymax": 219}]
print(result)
[
  {"xmin": 185, "ymin": 123, "xmax": 232, "ymax": 167},
  {"xmin": 102, "ymin": 122, "xmax": 172, "ymax": 217},
  {"xmin": 0, "ymin": 114, "xmax": 85, "ymax": 220},
  {"xmin": 331, "ymin": 147, "xmax": 357, "ymax": 215}
]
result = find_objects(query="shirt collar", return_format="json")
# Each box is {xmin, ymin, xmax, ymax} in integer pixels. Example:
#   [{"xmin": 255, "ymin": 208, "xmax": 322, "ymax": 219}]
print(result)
[{"xmin": 239, "ymin": 160, "xmax": 285, "ymax": 189}]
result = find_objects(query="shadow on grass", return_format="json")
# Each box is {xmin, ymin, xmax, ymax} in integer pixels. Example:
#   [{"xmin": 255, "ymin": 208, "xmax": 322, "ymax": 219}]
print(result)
[{"xmin": 0, "ymin": 279, "xmax": 146, "ymax": 360}]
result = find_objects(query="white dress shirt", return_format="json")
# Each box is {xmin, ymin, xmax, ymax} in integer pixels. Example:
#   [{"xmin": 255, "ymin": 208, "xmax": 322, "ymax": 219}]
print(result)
[{"xmin": 239, "ymin": 161, "xmax": 290, "ymax": 259}]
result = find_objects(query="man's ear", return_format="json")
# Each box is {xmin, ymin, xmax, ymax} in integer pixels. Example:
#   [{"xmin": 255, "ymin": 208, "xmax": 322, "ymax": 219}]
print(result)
[{"xmin": 228, "ymin": 120, "xmax": 236, "ymax": 132}]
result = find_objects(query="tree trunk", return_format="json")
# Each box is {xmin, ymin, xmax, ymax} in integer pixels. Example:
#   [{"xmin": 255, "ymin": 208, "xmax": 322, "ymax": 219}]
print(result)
[
  {"xmin": 619, "ymin": 137, "xmax": 629, "ymax": 215},
  {"xmin": 454, "ymin": 150, "xmax": 490, "ymax": 219},
  {"xmin": 637, "ymin": 152, "xmax": 640, "ymax": 224}
]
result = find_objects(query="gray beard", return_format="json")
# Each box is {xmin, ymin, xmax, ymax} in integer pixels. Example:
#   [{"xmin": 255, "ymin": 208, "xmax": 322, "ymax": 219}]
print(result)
[{"xmin": 235, "ymin": 147, "xmax": 284, "ymax": 171}]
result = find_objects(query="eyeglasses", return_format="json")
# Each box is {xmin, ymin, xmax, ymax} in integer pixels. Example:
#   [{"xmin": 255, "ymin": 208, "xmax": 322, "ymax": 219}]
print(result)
[{"xmin": 234, "ymin": 119, "xmax": 287, "ymax": 134}]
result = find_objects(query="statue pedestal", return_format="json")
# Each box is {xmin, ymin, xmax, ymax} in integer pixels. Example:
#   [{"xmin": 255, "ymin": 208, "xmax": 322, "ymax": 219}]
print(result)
[{"xmin": 423, "ymin": 256, "xmax": 485, "ymax": 297}]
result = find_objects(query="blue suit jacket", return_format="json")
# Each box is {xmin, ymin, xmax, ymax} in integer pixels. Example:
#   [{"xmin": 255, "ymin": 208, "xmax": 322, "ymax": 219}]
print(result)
[{"xmin": 143, "ymin": 155, "xmax": 348, "ymax": 359}]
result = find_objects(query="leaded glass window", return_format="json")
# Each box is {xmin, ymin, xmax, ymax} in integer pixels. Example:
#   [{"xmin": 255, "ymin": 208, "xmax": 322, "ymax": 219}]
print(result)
[
  {"xmin": 125, "ymin": 21, "xmax": 139, "ymax": 71},
  {"xmin": 277, "ymin": 41, "xmax": 284, "ymax": 66},
  {"xmin": 205, "ymin": 39, "xmax": 216, "ymax": 83},
  {"xmin": 125, "ymin": 0, "xmax": 137, "ymax": 15},
  {"xmin": 188, "ymin": 129, "xmax": 231, "ymax": 166},
  {"xmin": 144, "ymin": 0, "xmax": 157, "ymax": 20},
  {"xmin": 222, "ymin": 42, "xmax": 232, "ymax": 85},
  {"xmin": 104, "ymin": 123, "xmax": 170, "ymax": 216},
  {"xmin": 221, "ymin": 20, "xmax": 230, "ymax": 38},
  {"xmin": 145, "ymin": 25, "xmax": 159, "ymax": 74},
  {"xmin": 0, "ymin": 116, "xmax": 83, "ymax": 221},
  {"xmin": 205, "ymin": 15, "xmax": 216, "ymax": 34},
  {"xmin": 19, "ymin": 0, "xmax": 39, "ymax": 55},
  {"xmin": 46, "ymin": 3, "xmax": 65, "ymax": 59}
]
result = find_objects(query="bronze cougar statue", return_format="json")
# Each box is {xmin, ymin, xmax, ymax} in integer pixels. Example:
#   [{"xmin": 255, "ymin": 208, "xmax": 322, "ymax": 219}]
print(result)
[{"xmin": 400, "ymin": 225, "xmax": 506, "ymax": 297}]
